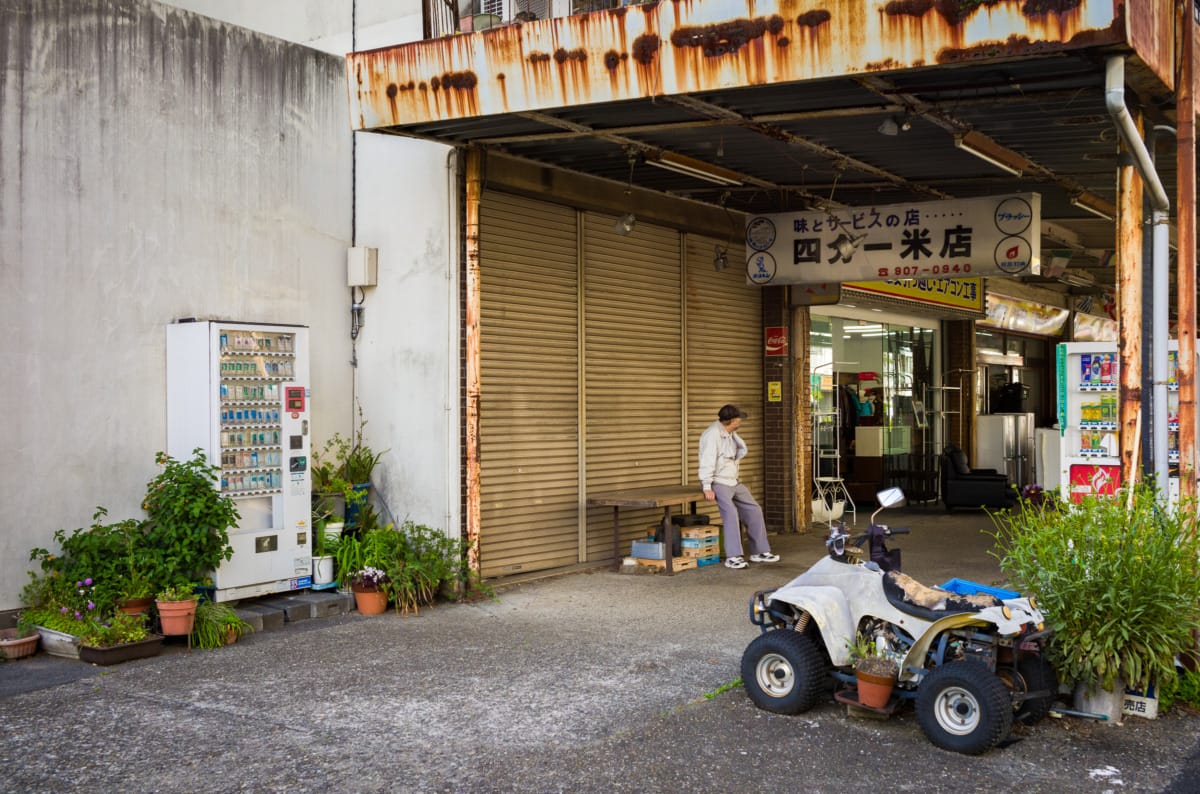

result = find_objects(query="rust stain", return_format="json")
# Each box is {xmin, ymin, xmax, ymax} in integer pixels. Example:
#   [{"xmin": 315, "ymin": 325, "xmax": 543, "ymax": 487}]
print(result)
[
  {"xmin": 553, "ymin": 47, "xmax": 588, "ymax": 64},
  {"xmin": 632, "ymin": 34, "xmax": 660, "ymax": 65},
  {"xmin": 528, "ymin": 51, "xmax": 552, "ymax": 63},
  {"xmin": 603, "ymin": 49, "xmax": 624, "ymax": 70},
  {"xmin": 796, "ymin": 10, "xmax": 832, "ymax": 28},
  {"xmin": 669, "ymin": 16, "xmax": 782, "ymax": 58}
]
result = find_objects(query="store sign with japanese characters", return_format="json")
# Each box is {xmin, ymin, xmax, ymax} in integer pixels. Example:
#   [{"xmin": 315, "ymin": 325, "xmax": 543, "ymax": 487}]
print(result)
[{"xmin": 744, "ymin": 193, "xmax": 1040, "ymax": 286}]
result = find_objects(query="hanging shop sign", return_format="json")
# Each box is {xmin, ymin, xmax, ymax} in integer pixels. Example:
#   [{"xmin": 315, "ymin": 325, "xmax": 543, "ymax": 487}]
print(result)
[
  {"xmin": 843, "ymin": 277, "xmax": 983, "ymax": 312},
  {"xmin": 1072, "ymin": 312, "xmax": 1118, "ymax": 342},
  {"xmin": 978, "ymin": 293, "xmax": 1070, "ymax": 336},
  {"xmin": 745, "ymin": 193, "xmax": 1040, "ymax": 286}
]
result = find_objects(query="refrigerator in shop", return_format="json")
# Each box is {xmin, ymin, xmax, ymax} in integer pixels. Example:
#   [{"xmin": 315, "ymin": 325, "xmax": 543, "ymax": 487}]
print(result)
[
  {"xmin": 974, "ymin": 412, "xmax": 1036, "ymax": 488},
  {"xmin": 1055, "ymin": 341, "xmax": 1185, "ymax": 504},
  {"xmin": 167, "ymin": 320, "xmax": 312, "ymax": 601}
]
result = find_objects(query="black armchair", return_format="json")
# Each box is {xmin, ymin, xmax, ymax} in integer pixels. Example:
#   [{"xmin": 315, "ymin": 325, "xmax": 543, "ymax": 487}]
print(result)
[{"xmin": 939, "ymin": 445, "xmax": 1016, "ymax": 511}]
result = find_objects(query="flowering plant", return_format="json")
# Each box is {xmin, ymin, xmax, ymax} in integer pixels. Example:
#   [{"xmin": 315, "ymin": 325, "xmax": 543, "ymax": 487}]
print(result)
[
  {"xmin": 79, "ymin": 612, "xmax": 150, "ymax": 648},
  {"xmin": 347, "ymin": 566, "xmax": 389, "ymax": 591}
]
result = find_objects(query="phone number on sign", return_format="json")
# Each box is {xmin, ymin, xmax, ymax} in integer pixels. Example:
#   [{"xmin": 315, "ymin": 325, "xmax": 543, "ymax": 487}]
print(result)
[{"xmin": 876, "ymin": 264, "xmax": 973, "ymax": 277}]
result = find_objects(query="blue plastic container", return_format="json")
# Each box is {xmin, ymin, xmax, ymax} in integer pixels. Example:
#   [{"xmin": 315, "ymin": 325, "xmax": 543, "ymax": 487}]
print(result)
[{"xmin": 939, "ymin": 578, "xmax": 1019, "ymax": 600}]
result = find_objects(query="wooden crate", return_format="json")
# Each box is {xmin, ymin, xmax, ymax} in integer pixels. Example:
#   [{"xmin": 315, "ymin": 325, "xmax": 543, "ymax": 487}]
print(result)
[
  {"xmin": 681, "ymin": 526, "xmax": 719, "ymax": 540},
  {"xmin": 635, "ymin": 556, "xmax": 698, "ymax": 571}
]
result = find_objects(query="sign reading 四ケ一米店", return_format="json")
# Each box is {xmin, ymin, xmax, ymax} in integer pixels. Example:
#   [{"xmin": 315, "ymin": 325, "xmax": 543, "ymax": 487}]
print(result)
[{"xmin": 744, "ymin": 193, "xmax": 1040, "ymax": 286}]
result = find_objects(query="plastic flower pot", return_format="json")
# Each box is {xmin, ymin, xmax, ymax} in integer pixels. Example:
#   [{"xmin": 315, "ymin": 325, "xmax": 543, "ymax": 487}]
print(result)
[{"xmin": 156, "ymin": 598, "xmax": 198, "ymax": 636}]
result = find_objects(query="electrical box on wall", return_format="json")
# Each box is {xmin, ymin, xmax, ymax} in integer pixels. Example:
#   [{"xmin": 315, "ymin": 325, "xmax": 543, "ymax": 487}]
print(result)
[{"xmin": 347, "ymin": 247, "xmax": 378, "ymax": 287}]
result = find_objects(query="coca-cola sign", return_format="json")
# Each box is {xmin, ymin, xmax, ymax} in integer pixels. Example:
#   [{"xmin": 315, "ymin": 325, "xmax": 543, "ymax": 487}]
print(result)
[{"xmin": 765, "ymin": 327, "xmax": 788, "ymax": 357}]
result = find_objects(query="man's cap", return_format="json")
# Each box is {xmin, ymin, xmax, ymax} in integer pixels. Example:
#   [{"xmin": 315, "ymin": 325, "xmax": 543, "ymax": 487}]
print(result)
[{"xmin": 718, "ymin": 404, "xmax": 749, "ymax": 422}]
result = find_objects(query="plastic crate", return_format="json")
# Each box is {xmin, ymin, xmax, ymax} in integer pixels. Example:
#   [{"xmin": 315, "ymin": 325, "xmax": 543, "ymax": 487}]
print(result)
[
  {"xmin": 631, "ymin": 540, "xmax": 665, "ymax": 560},
  {"xmin": 697, "ymin": 554, "xmax": 722, "ymax": 567},
  {"xmin": 938, "ymin": 578, "xmax": 1019, "ymax": 600}
]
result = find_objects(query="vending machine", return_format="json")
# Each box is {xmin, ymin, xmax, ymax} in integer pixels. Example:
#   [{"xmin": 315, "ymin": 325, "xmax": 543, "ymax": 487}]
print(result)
[
  {"xmin": 166, "ymin": 320, "xmax": 312, "ymax": 601},
  {"xmin": 1056, "ymin": 341, "xmax": 1182, "ymax": 504}
]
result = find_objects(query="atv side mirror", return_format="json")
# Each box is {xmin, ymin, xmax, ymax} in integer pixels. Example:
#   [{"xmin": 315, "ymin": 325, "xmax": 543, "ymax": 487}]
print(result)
[{"xmin": 875, "ymin": 487, "xmax": 906, "ymax": 509}]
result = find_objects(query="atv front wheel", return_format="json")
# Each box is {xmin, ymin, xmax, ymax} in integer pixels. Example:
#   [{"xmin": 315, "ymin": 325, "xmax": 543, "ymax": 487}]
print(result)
[
  {"xmin": 915, "ymin": 661, "xmax": 1013, "ymax": 755},
  {"xmin": 1003, "ymin": 656, "xmax": 1058, "ymax": 725},
  {"xmin": 741, "ymin": 630, "xmax": 827, "ymax": 714}
]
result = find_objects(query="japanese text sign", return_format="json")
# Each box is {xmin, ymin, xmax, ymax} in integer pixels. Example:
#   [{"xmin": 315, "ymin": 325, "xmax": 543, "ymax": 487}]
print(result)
[{"xmin": 744, "ymin": 193, "xmax": 1040, "ymax": 286}]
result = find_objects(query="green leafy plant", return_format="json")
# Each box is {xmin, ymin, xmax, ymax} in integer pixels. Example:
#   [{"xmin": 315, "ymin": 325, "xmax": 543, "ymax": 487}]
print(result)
[
  {"xmin": 190, "ymin": 601, "xmax": 253, "ymax": 649},
  {"xmin": 1159, "ymin": 668, "xmax": 1200, "ymax": 713},
  {"xmin": 20, "ymin": 607, "xmax": 91, "ymax": 636},
  {"xmin": 78, "ymin": 612, "xmax": 150, "ymax": 648},
  {"xmin": 333, "ymin": 520, "xmax": 468, "ymax": 614},
  {"xmin": 155, "ymin": 583, "xmax": 198, "ymax": 602},
  {"xmin": 990, "ymin": 484, "xmax": 1200, "ymax": 692},
  {"xmin": 847, "ymin": 631, "xmax": 898, "ymax": 678},
  {"xmin": 142, "ymin": 449, "xmax": 238, "ymax": 589}
]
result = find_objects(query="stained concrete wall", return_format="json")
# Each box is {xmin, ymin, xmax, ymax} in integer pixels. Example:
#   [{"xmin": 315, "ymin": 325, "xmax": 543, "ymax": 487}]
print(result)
[{"xmin": 0, "ymin": 0, "xmax": 354, "ymax": 609}]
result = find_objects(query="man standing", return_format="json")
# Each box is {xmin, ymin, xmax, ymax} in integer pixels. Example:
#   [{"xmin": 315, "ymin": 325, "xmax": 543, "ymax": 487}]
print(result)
[{"xmin": 698, "ymin": 404, "xmax": 780, "ymax": 569}]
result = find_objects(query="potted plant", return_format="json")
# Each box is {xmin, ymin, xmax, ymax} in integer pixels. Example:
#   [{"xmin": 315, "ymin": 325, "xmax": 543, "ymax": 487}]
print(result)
[
  {"xmin": 346, "ymin": 566, "xmax": 390, "ymax": 615},
  {"xmin": 311, "ymin": 520, "xmax": 341, "ymax": 587},
  {"xmin": 155, "ymin": 583, "xmax": 199, "ymax": 636},
  {"xmin": 17, "ymin": 574, "xmax": 105, "ymax": 659},
  {"xmin": 991, "ymin": 484, "xmax": 1200, "ymax": 720},
  {"xmin": 0, "ymin": 626, "xmax": 40, "ymax": 660},
  {"xmin": 191, "ymin": 601, "xmax": 253, "ymax": 649},
  {"xmin": 77, "ymin": 612, "xmax": 162, "ymax": 665},
  {"xmin": 141, "ymin": 449, "xmax": 238, "ymax": 589},
  {"xmin": 848, "ymin": 632, "xmax": 899, "ymax": 709},
  {"xmin": 312, "ymin": 415, "xmax": 386, "ymax": 530}
]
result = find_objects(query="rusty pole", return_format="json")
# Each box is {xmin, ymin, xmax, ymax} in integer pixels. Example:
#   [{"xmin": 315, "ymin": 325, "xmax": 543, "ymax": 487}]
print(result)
[
  {"xmin": 1179, "ymin": 2, "xmax": 1198, "ymax": 501},
  {"xmin": 1118, "ymin": 127, "xmax": 1145, "ymax": 488},
  {"xmin": 464, "ymin": 147, "xmax": 483, "ymax": 574}
]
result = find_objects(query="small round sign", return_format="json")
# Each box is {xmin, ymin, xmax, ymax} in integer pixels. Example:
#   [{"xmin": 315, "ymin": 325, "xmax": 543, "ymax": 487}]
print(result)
[
  {"xmin": 747, "ymin": 251, "xmax": 777, "ymax": 285},
  {"xmin": 994, "ymin": 236, "xmax": 1032, "ymax": 274}
]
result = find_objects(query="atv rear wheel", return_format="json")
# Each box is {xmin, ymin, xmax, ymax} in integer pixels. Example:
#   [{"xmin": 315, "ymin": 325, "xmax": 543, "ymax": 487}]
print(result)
[
  {"xmin": 741, "ymin": 630, "xmax": 827, "ymax": 714},
  {"xmin": 916, "ymin": 661, "xmax": 1013, "ymax": 755}
]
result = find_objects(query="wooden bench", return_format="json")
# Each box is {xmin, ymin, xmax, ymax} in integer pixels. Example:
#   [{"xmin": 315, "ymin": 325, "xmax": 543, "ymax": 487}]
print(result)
[{"xmin": 585, "ymin": 485, "xmax": 706, "ymax": 575}]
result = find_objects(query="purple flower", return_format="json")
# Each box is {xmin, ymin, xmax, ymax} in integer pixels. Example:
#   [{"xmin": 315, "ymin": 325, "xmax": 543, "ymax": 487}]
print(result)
[
  {"xmin": 87, "ymin": 602, "xmax": 95, "ymax": 610},
  {"xmin": 76, "ymin": 581, "xmax": 82, "ymax": 587},
  {"xmin": 84, "ymin": 578, "xmax": 93, "ymax": 586},
  {"xmin": 74, "ymin": 611, "xmax": 81, "ymax": 619},
  {"xmin": 60, "ymin": 606, "xmax": 68, "ymax": 614}
]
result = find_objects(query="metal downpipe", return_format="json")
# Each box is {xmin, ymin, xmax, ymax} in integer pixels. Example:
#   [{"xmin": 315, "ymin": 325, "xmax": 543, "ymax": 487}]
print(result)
[{"xmin": 1105, "ymin": 56, "xmax": 1171, "ymax": 498}]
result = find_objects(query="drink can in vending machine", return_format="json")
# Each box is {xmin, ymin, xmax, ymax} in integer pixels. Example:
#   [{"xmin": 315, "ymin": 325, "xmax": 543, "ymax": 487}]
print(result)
[{"xmin": 1081, "ymin": 353, "xmax": 1092, "ymax": 386}]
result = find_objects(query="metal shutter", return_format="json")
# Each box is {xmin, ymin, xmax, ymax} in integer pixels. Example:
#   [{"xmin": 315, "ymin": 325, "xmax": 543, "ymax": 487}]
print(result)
[
  {"xmin": 478, "ymin": 192, "xmax": 581, "ymax": 577},
  {"xmin": 582, "ymin": 212, "xmax": 684, "ymax": 562},
  {"xmin": 685, "ymin": 234, "xmax": 763, "ymax": 518}
]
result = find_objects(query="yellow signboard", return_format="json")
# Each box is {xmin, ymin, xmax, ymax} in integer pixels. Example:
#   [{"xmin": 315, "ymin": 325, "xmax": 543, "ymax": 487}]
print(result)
[
  {"xmin": 843, "ymin": 277, "xmax": 984, "ymax": 312},
  {"xmin": 768, "ymin": 382, "xmax": 782, "ymax": 402}
]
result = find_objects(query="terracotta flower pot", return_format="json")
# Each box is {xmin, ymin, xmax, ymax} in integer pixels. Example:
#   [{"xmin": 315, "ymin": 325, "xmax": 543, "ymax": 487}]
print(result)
[
  {"xmin": 118, "ymin": 597, "xmax": 154, "ymax": 616},
  {"xmin": 353, "ymin": 588, "xmax": 388, "ymax": 615},
  {"xmin": 156, "ymin": 599, "xmax": 198, "ymax": 636},
  {"xmin": 855, "ymin": 669, "xmax": 897, "ymax": 709},
  {"xmin": 0, "ymin": 627, "xmax": 40, "ymax": 660}
]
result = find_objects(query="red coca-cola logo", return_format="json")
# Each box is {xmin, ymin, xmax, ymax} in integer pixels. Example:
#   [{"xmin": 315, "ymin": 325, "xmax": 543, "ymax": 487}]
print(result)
[{"xmin": 765, "ymin": 327, "xmax": 788, "ymax": 356}]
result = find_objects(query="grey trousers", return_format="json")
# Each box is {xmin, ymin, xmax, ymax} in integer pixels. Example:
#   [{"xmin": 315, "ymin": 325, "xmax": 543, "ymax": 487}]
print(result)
[{"xmin": 712, "ymin": 482, "xmax": 770, "ymax": 558}]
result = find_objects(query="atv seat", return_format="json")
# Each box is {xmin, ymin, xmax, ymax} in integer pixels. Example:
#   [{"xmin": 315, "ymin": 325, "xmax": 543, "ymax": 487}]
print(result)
[{"xmin": 882, "ymin": 571, "xmax": 1002, "ymax": 621}]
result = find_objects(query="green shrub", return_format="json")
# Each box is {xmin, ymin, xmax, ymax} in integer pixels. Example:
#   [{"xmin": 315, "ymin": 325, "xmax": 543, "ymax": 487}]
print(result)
[{"xmin": 990, "ymin": 484, "xmax": 1200, "ymax": 691}]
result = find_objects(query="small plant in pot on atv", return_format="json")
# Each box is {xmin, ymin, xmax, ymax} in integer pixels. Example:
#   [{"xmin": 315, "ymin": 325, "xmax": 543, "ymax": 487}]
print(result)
[{"xmin": 848, "ymin": 632, "xmax": 899, "ymax": 708}]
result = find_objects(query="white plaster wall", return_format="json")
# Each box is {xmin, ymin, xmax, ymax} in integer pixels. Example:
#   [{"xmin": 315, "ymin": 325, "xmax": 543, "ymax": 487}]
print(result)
[
  {"xmin": 352, "ymin": 135, "xmax": 461, "ymax": 538},
  {"xmin": 0, "ymin": 0, "xmax": 353, "ymax": 610}
]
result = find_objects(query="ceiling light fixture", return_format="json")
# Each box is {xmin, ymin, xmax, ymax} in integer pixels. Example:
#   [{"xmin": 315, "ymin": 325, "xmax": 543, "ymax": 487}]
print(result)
[
  {"xmin": 646, "ymin": 151, "xmax": 743, "ymax": 186},
  {"xmin": 1070, "ymin": 191, "xmax": 1116, "ymax": 221},
  {"xmin": 877, "ymin": 113, "xmax": 912, "ymax": 136},
  {"xmin": 954, "ymin": 130, "xmax": 1031, "ymax": 177},
  {"xmin": 615, "ymin": 149, "xmax": 638, "ymax": 236}
]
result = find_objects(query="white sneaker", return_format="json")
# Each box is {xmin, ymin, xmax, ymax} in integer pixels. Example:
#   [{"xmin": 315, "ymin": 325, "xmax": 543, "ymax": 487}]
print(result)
[
  {"xmin": 724, "ymin": 556, "xmax": 748, "ymax": 569},
  {"xmin": 750, "ymin": 552, "xmax": 780, "ymax": 563}
]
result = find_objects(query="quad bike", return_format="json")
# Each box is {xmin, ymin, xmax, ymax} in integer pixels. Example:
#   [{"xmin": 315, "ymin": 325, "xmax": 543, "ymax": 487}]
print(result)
[{"xmin": 741, "ymin": 487, "xmax": 1055, "ymax": 755}]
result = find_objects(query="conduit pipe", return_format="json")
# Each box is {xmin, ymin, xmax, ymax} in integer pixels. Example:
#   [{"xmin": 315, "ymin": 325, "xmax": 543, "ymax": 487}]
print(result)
[{"xmin": 1105, "ymin": 56, "xmax": 1171, "ymax": 498}]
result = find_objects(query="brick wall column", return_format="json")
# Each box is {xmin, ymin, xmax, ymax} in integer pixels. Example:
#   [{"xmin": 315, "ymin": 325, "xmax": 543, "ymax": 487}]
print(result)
[
  {"xmin": 762, "ymin": 286, "xmax": 795, "ymax": 534},
  {"xmin": 794, "ymin": 306, "xmax": 812, "ymax": 531}
]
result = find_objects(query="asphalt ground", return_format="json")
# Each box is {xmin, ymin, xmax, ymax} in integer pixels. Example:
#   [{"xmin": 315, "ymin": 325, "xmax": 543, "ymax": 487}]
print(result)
[{"xmin": 2, "ymin": 505, "xmax": 1198, "ymax": 793}]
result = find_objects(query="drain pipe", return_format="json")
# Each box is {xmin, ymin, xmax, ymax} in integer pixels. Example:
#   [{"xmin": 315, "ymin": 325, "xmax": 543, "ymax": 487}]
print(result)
[{"xmin": 1105, "ymin": 56, "xmax": 1171, "ymax": 498}]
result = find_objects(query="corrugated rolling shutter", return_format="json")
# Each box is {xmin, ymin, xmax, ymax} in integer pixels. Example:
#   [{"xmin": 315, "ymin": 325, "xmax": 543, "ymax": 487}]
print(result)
[
  {"xmin": 684, "ymin": 235, "xmax": 763, "ymax": 523},
  {"xmin": 478, "ymin": 192, "xmax": 580, "ymax": 577},
  {"xmin": 582, "ymin": 212, "xmax": 684, "ymax": 562}
]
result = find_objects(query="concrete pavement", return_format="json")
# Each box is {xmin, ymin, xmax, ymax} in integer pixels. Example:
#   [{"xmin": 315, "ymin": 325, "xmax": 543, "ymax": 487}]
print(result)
[{"xmin": 1, "ymin": 506, "xmax": 1197, "ymax": 793}]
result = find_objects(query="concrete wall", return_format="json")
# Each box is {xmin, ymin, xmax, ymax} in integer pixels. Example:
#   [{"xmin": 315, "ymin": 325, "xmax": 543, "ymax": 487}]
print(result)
[{"xmin": 0, "ymin": 0, "xmax": 354, "ymax": 610}]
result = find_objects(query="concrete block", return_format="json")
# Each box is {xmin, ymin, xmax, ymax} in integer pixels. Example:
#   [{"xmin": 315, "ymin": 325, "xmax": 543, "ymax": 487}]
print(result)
[
  {"xmin": 257, "ymin": 596, "xmax": 312, "ymax": 623},
  {"xmin": 289, "ymin": 591, "xmax": 348, "ymax": 619},
  {"xmin": 234, "ymin": 603, "xmax": 286, "ymax": 633}
]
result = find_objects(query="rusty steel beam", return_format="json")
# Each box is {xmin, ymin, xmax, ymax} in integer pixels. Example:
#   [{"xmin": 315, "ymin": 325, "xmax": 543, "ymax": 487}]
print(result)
[
  {"xmin": 346, "ymin": 1, "xmax": 1122, "ymax": 130},
  {"xmin": 464, "ymin": 146, "xmax": 482, "ymax": 575},
  {"xmin": 1118, "ymin": 129, "xmax": 1144, "ymax": 488},
  {"xmin": 1180, "ymin": 2, "xmax": 1198, "ymax": 500}
]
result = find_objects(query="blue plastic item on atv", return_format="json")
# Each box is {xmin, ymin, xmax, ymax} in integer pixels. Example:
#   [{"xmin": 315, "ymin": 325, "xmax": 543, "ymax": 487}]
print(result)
[{"xmin": 939, "ymin": 578, "xmax": 1019, "ymax": 600}]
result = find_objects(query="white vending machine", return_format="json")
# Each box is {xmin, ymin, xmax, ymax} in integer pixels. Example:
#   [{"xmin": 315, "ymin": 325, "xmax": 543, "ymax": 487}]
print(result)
[
  {"xmin": 1055, "ymin": 341, "xmax": 1182, "ymax": 504},
  {"xmin": 167, "ymin": 320, "xmax": 312, "ymax": 601}
]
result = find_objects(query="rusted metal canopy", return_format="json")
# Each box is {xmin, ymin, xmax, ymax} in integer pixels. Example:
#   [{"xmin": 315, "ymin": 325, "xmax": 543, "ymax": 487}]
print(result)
[{"xmin": 346, "ymin": 0, "xmax": 1186, "ymax": 295}]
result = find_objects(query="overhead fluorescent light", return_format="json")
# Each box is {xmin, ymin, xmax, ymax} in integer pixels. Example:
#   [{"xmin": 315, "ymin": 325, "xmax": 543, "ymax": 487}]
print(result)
[
  {"xmin": 1058, "ymin": 268, "xmax": 1097, "ymax": 288},
  {"xmin": 1071, "ymin": 191, "xmax": 1116, "ymax": 221},
  {"xmin": 646, "ymin": 152, "xmax": 743, "ymax": 186},
  {"xmin": 954, "ymin": 130, "xmax": 1031, "ymax": 177}
]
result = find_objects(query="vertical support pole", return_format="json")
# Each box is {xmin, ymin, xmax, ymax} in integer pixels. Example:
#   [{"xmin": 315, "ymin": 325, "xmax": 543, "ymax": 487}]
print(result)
[
  {"xmin": 464, "ymin": 147, "xmax": 483, "ymax": 574},
  {"xmin": 794, "ymin": 305, "xmax": 812, "ymax": 530},
  {"xmin": 1179, "ymin": 1, "xmax": 1198, "ymax": 500},
  {"xmin": 1118, "ymin": 124, "xmax": 1145, "ymax": 489}
]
